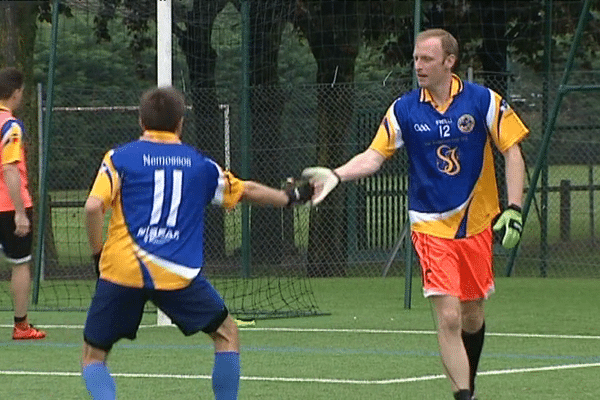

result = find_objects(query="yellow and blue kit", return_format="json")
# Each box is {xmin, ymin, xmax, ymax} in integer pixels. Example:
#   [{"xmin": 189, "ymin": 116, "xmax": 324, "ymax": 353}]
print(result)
[
  {"xmin": 369, "ymin": 75, "xmax": 529, "ymax": 239},
  {"xmin": 88, "ymin": 131, "xmax": 244, "ymax": 290},
  {"xmin": 0, "ymin": 107, "xmax": 32, "ymax": 211}
]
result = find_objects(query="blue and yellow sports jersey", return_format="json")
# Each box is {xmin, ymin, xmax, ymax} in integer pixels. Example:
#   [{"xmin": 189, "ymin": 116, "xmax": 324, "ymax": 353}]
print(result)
[
  {"xmin": 370, "ymin": 75, "xmax": 529, "ymax": 239},
  {"xmin": 88, "ymin": 131, "xmax": 245, "ymax": 290},
  {"xmin": 0, "ymin": 107, "xmax": 32, "ymax": 211}
]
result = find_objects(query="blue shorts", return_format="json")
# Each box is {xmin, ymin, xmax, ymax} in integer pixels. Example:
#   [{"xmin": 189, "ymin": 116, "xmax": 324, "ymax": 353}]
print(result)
[{"xmin": 84, "ymin": 276, "xmax": 228, "ymax": 351}]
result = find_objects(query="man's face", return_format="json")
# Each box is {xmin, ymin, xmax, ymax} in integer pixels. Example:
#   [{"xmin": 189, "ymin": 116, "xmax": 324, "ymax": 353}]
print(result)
[{"xmin": 413, "ymin": 37, "xmax": 454, "ymax": 90}]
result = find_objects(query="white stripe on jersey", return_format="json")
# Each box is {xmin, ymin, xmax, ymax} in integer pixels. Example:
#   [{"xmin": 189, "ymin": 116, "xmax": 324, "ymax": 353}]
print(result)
[
  {"xmin": 485, "ymin": 89, "xmax": 497, "ymax": 132},
  {"xmin": 388, "ymin": 104, "xmax": 404, "ymax": 149},
  {"xmin": 209, "ymin": 159, "xmax": 225, "ymax": 206},
  {"xmin": 1, "ymin": 121, "xmax": 19, "ymax": 147},
  {"xmin": 150, "ymin": 169, "xmax": 165, "ymax": 225},
  {"xmin": 166, "ymin": 169, "xmax": 182, "ymax": 227},
  {"xmin": 133, "ymin": 244, "xmax": 200, "ymax": 279},
  {"xmin": 408, "ymin": 196, "xmax": 471, "ymax": 224}
]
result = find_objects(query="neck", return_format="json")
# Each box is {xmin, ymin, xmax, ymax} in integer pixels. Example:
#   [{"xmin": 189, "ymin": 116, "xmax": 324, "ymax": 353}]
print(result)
[
  {"xmin": 428, "ymin": 77, "xmax": 453, "ymax": 106},
  {"xmin": 141, "ymin": 130, "xmax": 181, "ymax": 143},
  {"xmin": 0, "ymin": 101, "xmax": 12, "ymax": 112}
]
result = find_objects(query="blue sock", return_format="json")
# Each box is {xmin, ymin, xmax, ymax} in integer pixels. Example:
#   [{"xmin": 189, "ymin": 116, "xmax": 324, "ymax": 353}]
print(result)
[
  {"xmin": 82, "ymin": 362, "xmax": 116, "ymax": 399},
  {"xmin": 212, "ymin": 351, "xmax": 240, "ymax": 400}
]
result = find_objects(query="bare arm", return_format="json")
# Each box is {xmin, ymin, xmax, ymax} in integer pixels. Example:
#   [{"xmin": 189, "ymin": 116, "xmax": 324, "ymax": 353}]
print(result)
[
  {"xmin": 3, "ymin": 163, "xmax": 29, "ymax": 236},
  {"xmin": 241, "ymin": 181, "xmax": 290, "ymax": 207},
  {"xmin": 333, "ymin": 148, "xmax": 386, "ymax": 182},
  {"xmin": 503, "ymin": 144, "xmax": 525, "ymax": 207},
  {"xmin": 85, "ymin": 197, "xmax": 105, "ymax": 255}
]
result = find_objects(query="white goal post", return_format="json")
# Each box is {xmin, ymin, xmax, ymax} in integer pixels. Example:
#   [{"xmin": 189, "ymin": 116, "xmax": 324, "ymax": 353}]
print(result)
[
  {"xmin": 156, "ymin": 0, "xmax": 173, "ymax": 326},
  {"xmin": 155, "ymin": 0, "xmax": 231, "ymax": 325}
]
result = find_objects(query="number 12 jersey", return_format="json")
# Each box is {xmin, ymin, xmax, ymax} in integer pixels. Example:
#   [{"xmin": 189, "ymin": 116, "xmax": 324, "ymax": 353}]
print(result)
[{"xmin": 369, "ymin": 75, "xmax": 529, "ymax": 239}]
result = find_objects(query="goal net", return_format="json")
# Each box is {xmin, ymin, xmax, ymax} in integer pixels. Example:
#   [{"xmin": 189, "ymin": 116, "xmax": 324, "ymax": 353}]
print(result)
[{"xmin": 1, "ymin": 0, "xmax": 326, "ymax": 319}]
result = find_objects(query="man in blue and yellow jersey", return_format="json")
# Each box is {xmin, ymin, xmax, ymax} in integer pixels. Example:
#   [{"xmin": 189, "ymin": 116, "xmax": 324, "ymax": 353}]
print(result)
[
  {"xmin": 302, "ymin": 29, "xmax": 527, "ymax": 400},
  {"xmin": 0, "ymin": 67, "xmax": 46, "ymax": 340},
  {"xmin": 81, "ymin": 86, "xmax": 313, "ymax": 400}
]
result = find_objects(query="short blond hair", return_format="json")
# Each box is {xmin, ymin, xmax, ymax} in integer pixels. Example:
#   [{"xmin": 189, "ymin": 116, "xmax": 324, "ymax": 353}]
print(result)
[{"xmin": 416, "ymin": 29, "xmax": 459, "ymax": 71}]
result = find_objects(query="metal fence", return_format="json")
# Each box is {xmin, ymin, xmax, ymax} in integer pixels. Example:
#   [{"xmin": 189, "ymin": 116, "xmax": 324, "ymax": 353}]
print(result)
[
  {"xmin": 35, "ymin": 67, "xmax": 600, "ymax": 282},
  {"xmin": 3, "ymin": 1, "xmax": 599, "ymax": 313}
]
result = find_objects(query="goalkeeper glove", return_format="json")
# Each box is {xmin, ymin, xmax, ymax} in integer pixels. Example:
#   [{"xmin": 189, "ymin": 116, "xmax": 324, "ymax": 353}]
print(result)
[
  {"xmin": 285, "ymin": 180, "xmax": 314, "ymax": 206},
  {"xmin": 301, "ymin": 167, "xmax": 341, "ymax": 205},
  {"xmin": 493, "ymin": 205, "xmax": 523, "ymax": 249},
  {"xmin": 92, "ymin": 252, "xmax": 101, "ymax": 278}
]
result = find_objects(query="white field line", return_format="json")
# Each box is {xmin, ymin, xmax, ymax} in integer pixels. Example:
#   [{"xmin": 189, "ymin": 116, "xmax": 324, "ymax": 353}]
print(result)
[
  {"xmin": 239, "ymin": 327, "xmax": 600, "ymax": 340},
  {"xmin": 2, "ymin": 324, "xmax": 599, "ymax": 340},
  {"xmin": 1, "ymin": 362, "xmax": 599, "ymax": 384}
]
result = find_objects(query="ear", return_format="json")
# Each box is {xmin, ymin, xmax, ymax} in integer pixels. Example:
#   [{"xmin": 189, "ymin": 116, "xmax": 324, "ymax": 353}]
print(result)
[
  {"xmin": 445, "ymin": 54, "xmax": 456, "ymax": 70},
  {"xmin": 176, "ymin": 117, "xmax": 184, "ymax": 135}
]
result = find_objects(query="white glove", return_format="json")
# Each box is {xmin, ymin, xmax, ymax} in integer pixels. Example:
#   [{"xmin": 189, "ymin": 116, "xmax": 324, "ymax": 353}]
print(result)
[{"xmin": 301, "ymin": 167, "xmax": 341, "ymax": 205}]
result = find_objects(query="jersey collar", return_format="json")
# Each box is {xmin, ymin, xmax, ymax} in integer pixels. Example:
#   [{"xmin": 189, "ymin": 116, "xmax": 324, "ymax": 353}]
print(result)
[
  {"xmin": 419, "ymin": 74, "xmax": 464, "ymax": 112},
  {"xmin": 141, "ymin": 130, "xmax": 181, "ymax": 143}
]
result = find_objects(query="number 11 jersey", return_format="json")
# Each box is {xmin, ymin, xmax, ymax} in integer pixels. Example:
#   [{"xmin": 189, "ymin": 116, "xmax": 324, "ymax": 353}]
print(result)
[{"xmin": 88, "ymin": 131, "xmax": 244, "ymax": 290}]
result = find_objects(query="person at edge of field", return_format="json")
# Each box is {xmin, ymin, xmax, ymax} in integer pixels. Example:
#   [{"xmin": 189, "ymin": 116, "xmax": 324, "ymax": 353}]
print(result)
[
  {"xmin": 81, "ymin": 86, "xmax": 313, "ymax": 400},
  {"xmin": 0, "ymin": 67, "xmax": 47, "ymax": 340},
  {"xmin": 301, "ymin": 28, "xmax": 528, "ymax": 400}
]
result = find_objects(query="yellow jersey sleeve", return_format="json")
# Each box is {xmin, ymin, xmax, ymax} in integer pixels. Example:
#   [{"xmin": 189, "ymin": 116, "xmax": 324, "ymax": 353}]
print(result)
[
  {"xmin": 211, "ymin": 164, "xmax": 245, "ymax": 209},
  {"xmin": 487, "ymin": 91, "xmax": 529, "ymax": 152},
  {"xmin": 1, "ymin": 121, "xmax": 23, "ymax": 165},
  {"xmin": 368, "ymin": 102, "xmax": 403, "ymax": 159},
  {"xmin": 89, "ymin": 150, "xmax": 120, "ymax": 210}
]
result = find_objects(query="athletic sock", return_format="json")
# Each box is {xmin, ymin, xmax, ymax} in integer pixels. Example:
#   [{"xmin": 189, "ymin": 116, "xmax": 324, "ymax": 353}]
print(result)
[
  {"xmin": 82, "ymin": 362, "xmax": 116, "ymax": 400},
  {"xmin": 453, "ymin": 389, "xmax": 471, "ymax": 400},
  {"xmin": 14, "ymin": 315, "xmax": 27, "ymax": 325},
  {"xmin": 462, "ymin": 322, "xmax": 485, "ymax": 394},
  {"xmin": 212, "ymin": 351, "xmax": 240, "ymax": 400}
]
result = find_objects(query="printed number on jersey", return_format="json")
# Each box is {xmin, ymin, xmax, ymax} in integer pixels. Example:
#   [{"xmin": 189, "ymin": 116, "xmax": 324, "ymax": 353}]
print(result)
[{"xmin": 150, "ymin": 169, "xmax": 182, "ymax": 227}]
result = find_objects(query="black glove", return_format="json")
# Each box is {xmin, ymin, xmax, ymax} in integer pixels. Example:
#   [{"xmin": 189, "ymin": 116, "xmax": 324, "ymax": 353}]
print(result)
[
  {"xmin": 285, "ymin": 179, "xmax": 314, "ymax": 206},
  {"xmin": 92, "ymin": 252, "xmax": 101, "ymax": 278}
]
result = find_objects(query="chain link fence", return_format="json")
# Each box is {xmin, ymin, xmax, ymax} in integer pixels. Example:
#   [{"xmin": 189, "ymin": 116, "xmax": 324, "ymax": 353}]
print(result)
[
  {"xmin": 1, "ymin": 0, "xmax": 599, "ymax": 311},
  {"xmin": 36, "ymin": 68, "xmax": 600, "ymax": 287}
]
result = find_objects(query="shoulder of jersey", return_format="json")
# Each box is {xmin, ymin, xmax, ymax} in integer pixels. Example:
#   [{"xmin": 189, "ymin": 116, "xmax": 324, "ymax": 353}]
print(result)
[
  {"xmin": 461, "ymin": 80, "xmax": 490, "ymax": 97},
  {"xmin": 1, "ymin": 118, "xmax": 23, "ymax": 132},
  {"xmin": 393, "ymin": 89, "xmax": 420, "ymax": 113}
]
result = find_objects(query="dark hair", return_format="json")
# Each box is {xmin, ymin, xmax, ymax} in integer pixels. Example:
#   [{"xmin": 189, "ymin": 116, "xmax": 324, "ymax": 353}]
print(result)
[
  {"xmin": 0, "ymin": 67, "xmax": 24, "ymax": 100},
  {"xmin": 139, "ymin": 86, "xmax": 186, "ymax": 132}
]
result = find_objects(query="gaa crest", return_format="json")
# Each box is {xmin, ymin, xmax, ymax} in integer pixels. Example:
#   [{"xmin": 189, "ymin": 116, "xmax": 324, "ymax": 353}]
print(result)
[{"xmin": 457, "ymin": 114, "xmax": 475, "ymax": 133}]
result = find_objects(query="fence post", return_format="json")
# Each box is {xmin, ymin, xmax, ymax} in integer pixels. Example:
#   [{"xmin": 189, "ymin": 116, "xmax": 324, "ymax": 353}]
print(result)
[{"xmin": 560, "ymin": 179, "xmax": 571, "ymax": 242}]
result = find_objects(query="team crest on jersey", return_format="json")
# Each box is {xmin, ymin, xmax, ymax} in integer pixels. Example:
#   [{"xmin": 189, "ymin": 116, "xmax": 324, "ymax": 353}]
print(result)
[
  {"xmin": 457, "ymin": 114, "xmax": 475, "ymax": 133},
  {"xmin": 436, "ymin": 145, "xmax": 461, "ymax": 176}
]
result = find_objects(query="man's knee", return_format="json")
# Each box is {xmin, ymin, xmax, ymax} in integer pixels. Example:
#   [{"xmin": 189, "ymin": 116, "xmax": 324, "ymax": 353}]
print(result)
[
  {"xmin": 461, "ymin": 300, "xmax": 485, "ymax": 332},
  {"xmin": 210, "ymin": 315, "xmax": 239, "ymax": 351},
  {"xmin": 81, "ymin": 342, "xmax": 108, "ymax": 367},
  {"xmin": 217, "ymin": 315, "xmax": 239, "ymax": 341},
  {"xmin": 437, "ymin": 307, "xmax": 462, "ymax": 332},
  {"xmin": 11, "ymin": 262, "xmax": 30, "ymax": 274}
]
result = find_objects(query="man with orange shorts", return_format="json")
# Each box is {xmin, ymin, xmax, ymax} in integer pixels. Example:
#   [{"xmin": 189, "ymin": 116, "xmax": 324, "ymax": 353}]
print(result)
[{"xmin": 302, "ymin": 29, "xmax": 528, "ymax": 400}]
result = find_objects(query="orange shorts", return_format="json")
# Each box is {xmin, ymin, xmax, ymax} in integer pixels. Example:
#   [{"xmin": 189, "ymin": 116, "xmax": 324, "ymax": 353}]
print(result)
[{"xmin": 412, "ymin": 226, "xmax": 495, "ymax": 301}]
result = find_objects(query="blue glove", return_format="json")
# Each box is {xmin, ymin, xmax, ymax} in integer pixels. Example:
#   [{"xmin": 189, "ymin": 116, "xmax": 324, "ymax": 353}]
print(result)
[{"xmin": 493, "ymin": 205, "xmax": 523, "ymax": 249}]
